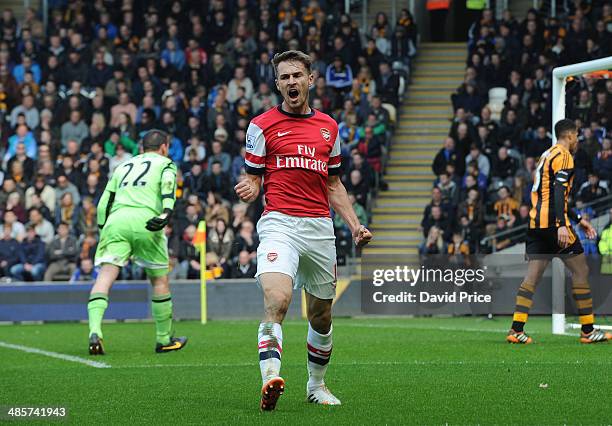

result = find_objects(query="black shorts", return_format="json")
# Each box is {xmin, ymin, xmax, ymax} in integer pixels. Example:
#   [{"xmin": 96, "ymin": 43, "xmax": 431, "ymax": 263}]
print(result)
[{"xmin": 525, "ymin": 228, "xmax": 584, "ymax": 260}]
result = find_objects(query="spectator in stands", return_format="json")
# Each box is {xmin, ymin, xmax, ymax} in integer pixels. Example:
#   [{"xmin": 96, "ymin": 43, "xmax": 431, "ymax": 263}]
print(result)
[
  {"xmin": 230, "ymin": 203, "xmax": 249, "ymax": 234},
  {"xmin": 77, "ymin": 196, "xmax": 97, "ymax": 236},
  {"xmin": 9, "ymin": 94, "xmax": 39, "ymax": 130},
  {"xmin": 204, "ymin": 161, "xmax": 232, "ymax": 202},
  {"xmin": 229, "ymin": 250, "xmax": 257, "ymax": 279},
  {"xmin": 452, "ymin": 83, "xmax": 484, "ymax": 116},
  {"xmin": 10, "ymin": 224, "xmax": 45, "ymax": 281},
  {"xmin": 491, "ymin": 147, "xmax": 518, "ymax": 188},
  {"xmin": 28, "ymin": 207, "xmax": 54, "ymax": 244},
  {"xmin": 421, "ymin": 205, "xmax": 450, "ymax": 241},
  {"xmin": 437, "ymin": 172, "xmax": 460, "ymax": 207},
  {"xmin": 4, "ymin": 124, "xmax": 37, "ymax": 162},
  {"xmin": 61, "ymin": 111, "xmax": 88, "ymax": 148},
  {"xmin": 55, "ymin": 174, "xmax": 80, "ymax": 211},
  {"xmin": 433, "ymin": 137, "xmax": 465, "ymax": 177},
  {"xmin": 0, "ymin": 228, "xmax": 20, "ymax": 279},
  {"xmin": 452, "ymin": 121, "xmax": 474, "ymax": 159},
  {"xmin": 493, "ymin": 186, "xmax": 519, "ymax": 222},
  {"xmin": 80, "ymin": 173, "xmax": 103, "ymax": 205},
  {"xmin": 358, "ymin": 125, "xmax": 383, "ymax": 174},
  {"xmin": 70, "ymin": 258, "xmax": 98, "ymax": 283},
  {"xmin": 346, "ymin": 151, "xmax": 375, "ymax": 188},
  {"xmin": 325, "ymin": 56, "xmax": 353, "ymax": 108},
  {"xmin": 457, "ymin": 187, "xmax": 484, "ymax": 228},
  {"xmin": 491, "ymin": 216, "xmax": 513, "ymax": 251},
  {"xmin": 498, "ymin": 109, "xmax": 523, "ymax": 150},
  {"xmin": 465, "ymin": 144, "xmax": 490, "ymax": 178},
  {"xmin": 104, "ymin": 128, "xmax": 137, "ymax": 157},
  {"xmin": 228, "ymin": 66, "xmax": 254, "ymax": 104},
  {"xmin": 207, "ymin": 218, "xmax": 234, "ymax": 270},
  {"xmin": 207, "ymin": 140, "xmax": 231, "ymax": 175},
  {"xmin": 3, "ymin": 209, "xmax": 25, "ymax": 241},
  {"xmin": 205, "ymin": 192, "xmax": 230, "ymax": 225},
  {"xmin": 376, "ymin": 61, "xmax": 400, "ymax": 107},
  {"xmin": 578, "ymin": 172, "xmax": 609, "ymax": 203},
  {"xmin": 232, "ymin": 220, "xmax": 259, "ymax": 260},
  {"xmin": 419, "ymin": 226, "xmax": 444, "ymax": 255},
  {"xmin": 7, "ymin": 142, "xmax": 35, "ymax": 183},
  {"xmin": 593, "ymin": 137, "xmax": 612, "ymax": 183},
  {"xmin": 43, "ymin": 221, "xmax": 78, "ymax": 281},
  {"xmin": 345, "ymin": 169, "xmax": 369, "ymax": 208},
  {"xmin": 448, "ymin": 232, "xmax": 470, "ymax": 255},
  {"xmin": 524, "ymin": 126, "xmax": 551, "ymax": 158}
]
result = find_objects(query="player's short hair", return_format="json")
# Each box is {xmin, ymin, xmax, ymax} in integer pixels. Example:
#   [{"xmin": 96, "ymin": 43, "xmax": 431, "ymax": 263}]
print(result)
[
  {"xmin": 554, "ymin": 118, "xmax": 577, "ymax": 140},
  {"xmin": 142, "ymin": 129, "xmax": 170, "ymax": 152},
  {"xmin": 272, "ymin": 50, "xmax": 312, "ymax": 77}
]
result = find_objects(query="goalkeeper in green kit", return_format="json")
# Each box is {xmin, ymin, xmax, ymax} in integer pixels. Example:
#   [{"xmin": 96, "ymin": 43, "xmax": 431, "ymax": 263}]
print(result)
[{"xmin": 87, "ymin": 130, "xmax": 187, "ymax": 355}]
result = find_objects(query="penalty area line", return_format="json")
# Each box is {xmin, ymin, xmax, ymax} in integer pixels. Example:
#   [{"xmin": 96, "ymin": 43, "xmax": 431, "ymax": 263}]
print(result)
[{"xmin": 0, "ymin": 340, "xmax": 111, "ymax": 369}]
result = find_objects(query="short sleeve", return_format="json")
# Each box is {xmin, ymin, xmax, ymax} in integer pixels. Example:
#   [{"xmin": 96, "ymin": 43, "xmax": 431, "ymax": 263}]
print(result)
[
  {"xmin": 551, "ymin": 151, "xmax": 573, "ymax": 174},
  {"xmin": 245, "ymin": 122, "xmax": 266, "ymax": 175},
  {"xmin": 552, "ymin": 151, "xmax": 574, "ymax": 186},
  {"xmin": 328, "ymin": 131, "xmax": 342, "ymax": 176}
]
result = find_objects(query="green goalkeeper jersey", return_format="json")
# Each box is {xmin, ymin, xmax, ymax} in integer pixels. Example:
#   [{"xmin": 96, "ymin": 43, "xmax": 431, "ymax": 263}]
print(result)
[{"xmin": 97, "ymin": 152, "xmax": 177, "ymax": 226}]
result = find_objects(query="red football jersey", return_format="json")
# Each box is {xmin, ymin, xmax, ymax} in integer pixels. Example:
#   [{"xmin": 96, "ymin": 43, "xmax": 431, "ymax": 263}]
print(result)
[{"xmin": 244, "ymin": 105, "xmax": 342, "ymax": 217}]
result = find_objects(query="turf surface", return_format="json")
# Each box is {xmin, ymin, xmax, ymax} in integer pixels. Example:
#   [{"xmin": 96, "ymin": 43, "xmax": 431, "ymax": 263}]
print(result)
[{"xmin": 2, "ymin": 316, "xmax": 612, "ymax": 424}]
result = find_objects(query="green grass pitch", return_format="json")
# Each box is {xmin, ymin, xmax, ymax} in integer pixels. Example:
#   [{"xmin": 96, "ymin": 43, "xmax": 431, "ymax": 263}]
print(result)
[{"xmin": 2, "ymin": 316, "xmax": 612, "ymax": 424}]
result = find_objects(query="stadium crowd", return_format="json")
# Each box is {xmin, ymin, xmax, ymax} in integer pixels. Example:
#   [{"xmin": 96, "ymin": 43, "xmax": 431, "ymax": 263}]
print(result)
[
  {"xmin": 421, "ymin": 4, "xmax": 612, "ymax": 255},
  {"xmin": 0, "ymin": 0, "xmax": 412, "ymax": 282}
]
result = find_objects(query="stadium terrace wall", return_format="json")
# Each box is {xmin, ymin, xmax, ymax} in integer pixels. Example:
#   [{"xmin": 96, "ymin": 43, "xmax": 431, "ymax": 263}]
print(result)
[{"xmin": 2, "ymin": 269, "xmax": 612, "ymax": 322}]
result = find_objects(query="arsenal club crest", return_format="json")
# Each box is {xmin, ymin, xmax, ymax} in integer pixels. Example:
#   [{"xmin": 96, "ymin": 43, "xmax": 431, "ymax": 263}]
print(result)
[
  {"xmin": 267, "ymin": 252, "xmax": 278, "ymax": 262},
  {"xmin": 320, "ymin": 128, "xmax": 331, "ymax": 142}
]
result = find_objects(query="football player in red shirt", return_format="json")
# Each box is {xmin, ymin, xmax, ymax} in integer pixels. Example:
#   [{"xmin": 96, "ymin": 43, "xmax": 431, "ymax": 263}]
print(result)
[{"xmin": 235, "ymin": 50, "xmax": 372, "ymax": 410}]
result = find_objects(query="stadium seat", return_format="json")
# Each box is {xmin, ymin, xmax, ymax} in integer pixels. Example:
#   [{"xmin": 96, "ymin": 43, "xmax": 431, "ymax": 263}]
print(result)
[
  {"xmin": 381, "ymin": 103, "xmax": 397, "ymax": 126},
  {"xmin": 487, "ymin": 87, "xmax": 507, "ymax": 121}
]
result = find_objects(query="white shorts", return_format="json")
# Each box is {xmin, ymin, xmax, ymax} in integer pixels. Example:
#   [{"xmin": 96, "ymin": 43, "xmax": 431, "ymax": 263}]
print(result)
[{"xmin": 256, "ymin": 211, "xmax": 337, "ymax": 300}]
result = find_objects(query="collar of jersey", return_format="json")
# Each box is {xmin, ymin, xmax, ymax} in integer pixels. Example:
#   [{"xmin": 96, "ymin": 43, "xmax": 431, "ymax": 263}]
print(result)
[{"xmin": 277, "ymin": 104, "xmax": 315, "ymax": 119}]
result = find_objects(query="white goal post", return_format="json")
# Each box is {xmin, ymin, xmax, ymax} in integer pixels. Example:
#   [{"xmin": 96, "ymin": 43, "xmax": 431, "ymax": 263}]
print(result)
[{"xmin": 551, "ymin": 56, "xmax": 612, "ymax": 335}]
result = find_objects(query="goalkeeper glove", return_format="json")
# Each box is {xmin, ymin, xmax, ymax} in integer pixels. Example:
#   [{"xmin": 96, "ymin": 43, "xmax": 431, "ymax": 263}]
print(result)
[{"xmin": 146, "ymin": 209, "xmax": 173, "ymax": 232}]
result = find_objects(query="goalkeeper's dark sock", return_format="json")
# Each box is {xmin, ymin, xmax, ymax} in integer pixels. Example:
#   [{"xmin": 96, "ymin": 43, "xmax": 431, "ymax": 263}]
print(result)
[
  {"xmin": 88, "ymin": 293, "xmax": 109, "ymax": 339},
  {"xmin": 152, "ymin": 293, "xmax": 173, "ymax": 346},
  {"xmin": 512, "ymin": 281, "xmax": 536, "ymax": 331},
  {"xmin": 572, "ymin": 282, "xmax": 595, "ymax": 334}
]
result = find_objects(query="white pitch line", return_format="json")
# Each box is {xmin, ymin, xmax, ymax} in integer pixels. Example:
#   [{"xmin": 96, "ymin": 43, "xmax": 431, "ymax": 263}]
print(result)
[
  {"xmin": 116, "ymin": 359, "xmax": 612, "ymax": 369},
  {"xmin": 115, "ymin": 362, "xmax": 256, "ymax": 369},
  {"xmin": 0, "ymin": 340, "xmax": 111, "ymax": 369}
]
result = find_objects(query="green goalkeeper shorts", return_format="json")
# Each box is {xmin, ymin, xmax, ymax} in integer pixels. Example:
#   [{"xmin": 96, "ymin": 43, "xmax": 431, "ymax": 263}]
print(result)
[{"xmin": 94, "ymin": 207, "xmax": 169, "ymax": 278}]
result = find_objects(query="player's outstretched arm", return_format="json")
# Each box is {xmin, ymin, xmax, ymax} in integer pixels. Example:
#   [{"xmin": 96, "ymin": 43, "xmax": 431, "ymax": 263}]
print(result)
[
  {"xmin": 327, "ymin": 175, "xmax": 372, "ymax": 247},
  {"xmin": 234, "ymin": 173, "xmax": 262, "ymax": 203}
]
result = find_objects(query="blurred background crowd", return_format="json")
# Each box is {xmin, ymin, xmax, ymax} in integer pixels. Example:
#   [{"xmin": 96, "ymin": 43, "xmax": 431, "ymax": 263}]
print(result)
[
  {"xmin": 421, "ymin": 4, "xmax": 612, "ymax": 256},
  {"xmin": 0, "ymin": 0, "xmax": 412, "ymax": 281}
]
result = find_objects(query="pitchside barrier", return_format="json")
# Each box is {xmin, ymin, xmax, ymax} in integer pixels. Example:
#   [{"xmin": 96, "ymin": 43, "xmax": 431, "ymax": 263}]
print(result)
[
  {"xmin": 2, "ymin": 252, "xmax": 612, "ymax": 323},
  {"xmin": 551, "ymin": 56, "xmax": 612, "ymax": 334}
]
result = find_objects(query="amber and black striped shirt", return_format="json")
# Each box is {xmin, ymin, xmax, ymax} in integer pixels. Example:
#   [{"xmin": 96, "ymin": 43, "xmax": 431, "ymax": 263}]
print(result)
[{"xmin": 529, "ymin": 144, "xmax": 574, "ymax": 229}]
